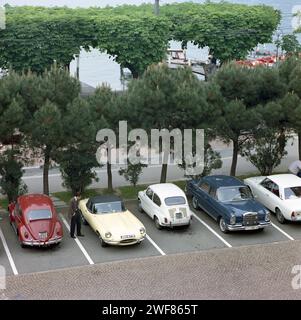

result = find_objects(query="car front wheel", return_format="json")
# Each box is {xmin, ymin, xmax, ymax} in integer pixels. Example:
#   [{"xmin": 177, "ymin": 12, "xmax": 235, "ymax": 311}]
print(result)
[
  {"xmin": 219, "ymin": 217, "xmax": 228, "ymax": 233},
  {"xmin": 154, "ymin": 216, "xmax": 162, "ymax": 230},
  {"xmin": 276, "ymin": 208, "xmax": 286, "ymax": 224},
  {"xmin": 192, "ymin": 196, "xmax": 199, "ymax": 210}
]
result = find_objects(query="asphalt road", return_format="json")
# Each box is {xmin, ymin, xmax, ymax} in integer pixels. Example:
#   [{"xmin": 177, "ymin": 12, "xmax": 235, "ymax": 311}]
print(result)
[
  {"xmin": 21, "ymin": 136, "xmax": 299, "ymax": 193},
  {"xmin": 0, "ymin": 198, "xmax": 300, "ymax": 278}
]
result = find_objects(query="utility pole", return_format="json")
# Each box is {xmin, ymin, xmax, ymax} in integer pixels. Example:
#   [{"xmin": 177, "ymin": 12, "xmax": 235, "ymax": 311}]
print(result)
[{"xmin": 154, "ymin": 0, "xmax": 159, "ymax": 16}]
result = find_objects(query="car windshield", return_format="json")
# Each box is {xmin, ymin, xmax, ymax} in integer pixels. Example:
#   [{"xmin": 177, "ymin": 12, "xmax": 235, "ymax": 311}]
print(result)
[
  {"xmin": 93, "ymin": 201, "xmax": 125, "ymax": 214},
  {"xmin": 164, "ymin": 196, "xmax": 186, "ymax": 206},
  {"xmin": 27, "ymin": 209, "xmax": 52, "ymax": 221},
  {"xmin": 284, "ymin": 186, "xmax": 301, "ymax": 200},
  {"xmin": 217, "ymin": 186, "xmax": 253, "ymax": 202}
]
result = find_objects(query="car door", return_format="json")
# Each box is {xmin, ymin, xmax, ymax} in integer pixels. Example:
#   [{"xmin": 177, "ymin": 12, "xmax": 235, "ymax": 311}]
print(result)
[
  {"xmin": 142, "ymin": 187, "xmax": 154, "ymax": 218},
  {"xmin": 206, "ymin": 187, "xmax": 221, "ymax": 220},
  {"xmin": 152, "ymin": 193, "xmax": 163, "ymax": 221},
  {"xmin": 195, "ymin": 181, "xmax": 212, "ymax": 213},
  {"xmin": 258, "ymin": 178, "xmax": 281, "ymax": 211},
  {"xmin": 84, "ymin": 201, "xmax": 93, "ymax": 225},
  {"xmin": 14, "ymin": 204, "xmax": 23, "ymax": 234}
]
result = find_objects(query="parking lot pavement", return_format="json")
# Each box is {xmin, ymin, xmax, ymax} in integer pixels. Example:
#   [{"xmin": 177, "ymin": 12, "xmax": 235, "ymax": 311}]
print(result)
[
  {"xmin": 190, "ymin": 207, "xmax": 292, "ymax": 247},
  {"xmin": 0, "ymin": 227, "xmax": 13, "ymax": 276},
  {"xmin": 269, "ymin": 214, "xmax": 301, "ymax": 240},
  {"xmin": 126, "ymin": 201, "xmax": 227, "ymax": 254},
  {"xmin": 0, "ymin": 210, "xmax": 88, "ymax": 275},
  {"xmin": 1, "ymin": 198, "xmax": 300, "ymax": 277},
  {"xmin": 4, "ymin": 239, "xmax": 301, "ymax": 300},
  {"xmin": 59, "ymin": 208, "xmax": 160, "ymax": 265}
]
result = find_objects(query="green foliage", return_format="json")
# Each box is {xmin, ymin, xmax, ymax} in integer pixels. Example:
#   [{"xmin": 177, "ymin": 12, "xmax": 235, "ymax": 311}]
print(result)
[
  {"xmin": 125, "ymin": 64, "xmax": 215, "ymax": 182},
  {"xmin": 179, "ymin": 141, "xmax": 222, "ymax": 179},
  {"xmin": 161, "ymin": 2, "xmax": 280, "ymax": 62},
  {"xmin": 56, "ymin": 98, "xmax": 99, "ymax": 195},
  {"xmin": 279, "ymin": 34, "xmax": 301, "ymax": 54},
  {"xmin": 0, "ymin": 3, "xmax": 280, "ymax": 76},
  {"xmin": 0, "ymin": 150, "xmax": 28, "ymax": 202},
  {"xmin": 119, "ymin": 162, "xmax": 148, "ymax": 187},
  {"xmin": 209, "ymin": 62, "xmax": 286, "ymax": 175},
  {"xmin": 241, "ymin": 126, "xmax": 288, "ymax": 176}
]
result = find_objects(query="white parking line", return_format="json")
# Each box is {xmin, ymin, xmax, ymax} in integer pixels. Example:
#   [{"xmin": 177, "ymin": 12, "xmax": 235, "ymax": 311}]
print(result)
[
  {"xmin": 271, "ymin": 222, "xmax": 295, "ymax": 241},
  {"xmin": 60, "ymin": 214, "xmax": 95, "ymax": 265},
  {"xmin": 0, "ymin": 226, "xmax": 18, "ymax": 275},
  {"xmin": 146, "ymin": 234, "xmax": 166, "ymax": 256},
  {"xmin": 192, "ymin": 213, "xmax": 232, "ymax": 248}
]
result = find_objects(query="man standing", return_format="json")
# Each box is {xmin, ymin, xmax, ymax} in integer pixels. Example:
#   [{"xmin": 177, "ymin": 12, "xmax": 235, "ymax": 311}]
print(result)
[
  {"xmin": 69, "ymin": 191, "xmax": 84, "ymax": 239},
  {"xmin": 289, "ymin": 160, "xmax": 301, "ymax": 178}
]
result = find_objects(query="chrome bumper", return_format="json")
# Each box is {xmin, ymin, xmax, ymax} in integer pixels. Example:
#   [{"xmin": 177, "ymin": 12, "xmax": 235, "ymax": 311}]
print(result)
[
  {"xmin": 22, "ymin": 237, "xmax": 62, "ymax": 246},
  {"xmin": 227, "ymin": 221, "xmax": 271, "ymax": 231},
  {"xmin": 162, "ymin": 217, "xmax": 192, "ymax": 227},
  {"xmin": 105, "ymin": 236, "xmax": 146, "ymax": 246}
]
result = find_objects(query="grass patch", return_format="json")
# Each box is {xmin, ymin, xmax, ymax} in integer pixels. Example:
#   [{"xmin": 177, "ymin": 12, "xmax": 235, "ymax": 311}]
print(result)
[
  {"xmin": 51, "ymin": 171, "xmax": 290, "ymax": 204},
  {"xmin": 53, "ymin": 188, "xmax": 102, "ymax": 203},
  {"xmin": 0, "ymin": 198, "xmax": 8, "ymax": 210}
]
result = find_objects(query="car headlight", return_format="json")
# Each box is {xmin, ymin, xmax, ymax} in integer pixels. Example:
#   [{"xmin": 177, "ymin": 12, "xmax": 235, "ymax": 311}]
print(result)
[
  {"xmin": 105, "ymin": 232, "xmax": 112, "ymax": 238},
  {"xmin": 265, "ymin": 211, "xmax": 270, "ymax": 222},
  {"xmin": 230, "ymin": 213, "xmax": 236, "ymax": 225},
  {"xmin": 140, "ymin": 227, "xmax": 146, "ymax": 235}
]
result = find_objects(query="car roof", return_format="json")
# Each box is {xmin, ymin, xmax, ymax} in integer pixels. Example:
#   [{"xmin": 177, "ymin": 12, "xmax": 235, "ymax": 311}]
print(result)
[
  {"xmin": 267, "ymin": 174, "xmax": 301, "ymax": 188},
  {"xmin": 149, "ymin": 183, "xmax": 185, "ymax": 198},
  {"xmin": 18, "ymin": 194, "xmax": 53, "ymax": 211},
  {"xmin": 88, "ymin": 195, "xmax": 122, "ymax": 205},
  {"xmin": 202, "ymin": 175, "xmax": 245, "ymax": 188}
]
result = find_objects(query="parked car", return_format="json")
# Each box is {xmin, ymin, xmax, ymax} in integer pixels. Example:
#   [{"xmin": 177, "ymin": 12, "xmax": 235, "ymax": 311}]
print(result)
[
  {"xmin": 186, "ymin": 175, "xmax": 271, "ymax": 233},
  {"xmin": 138, "ymin": 183, "xmax": 192, "ymax": 229},
  {"xmin": 79, "ymin": 195, "xmax": 146, "ymax": 247},
  {"xmin": 244, "ymin": 174, "xmax": 301, "ymax": 224},
  {"xmin": 8, "ymin": 194, "xmax": 63, "ymax": 247}
]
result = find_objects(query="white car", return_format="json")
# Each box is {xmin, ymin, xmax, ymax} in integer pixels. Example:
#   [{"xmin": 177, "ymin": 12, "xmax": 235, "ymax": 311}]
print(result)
[
  {"xmin": 138, "ymin": 183, "xmax": 192, "ymax": 229},
  {"xmin": 244, "ymin": 174, "xmax": 301, "ymax": 223}
]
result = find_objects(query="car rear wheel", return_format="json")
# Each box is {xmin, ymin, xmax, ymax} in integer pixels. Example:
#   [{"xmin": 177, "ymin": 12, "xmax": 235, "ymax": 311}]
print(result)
[
  {"xmin": 138, "ymin": 199, "xmax": 144, "ymax": 213},
  {"xmin": 192, "ymin": 196, "xmax": 199, "ymax": 210},
  {"xmin": 154, "ymin": 216, "xmax": 162, "ymax": 230},
  {"xmin": 219, "ymin": 217, "xmax": 228, "ymax": 233},
  {"xmin": 276, "ymin": 208, "xmax": 286, "ymax": 224}
]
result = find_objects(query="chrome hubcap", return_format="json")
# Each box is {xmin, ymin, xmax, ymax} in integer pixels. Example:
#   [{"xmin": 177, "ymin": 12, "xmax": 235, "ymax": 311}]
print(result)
[
  {"xmin": 220, "ymin": 219, "xmax": 226, "ymax": 231},
  {"xmin": 193, "ymin": 197, "xmax": 198, "ymax": 209}
]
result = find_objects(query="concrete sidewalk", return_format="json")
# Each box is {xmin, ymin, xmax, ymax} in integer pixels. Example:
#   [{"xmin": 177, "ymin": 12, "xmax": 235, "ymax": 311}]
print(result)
[{"xmin": 2, "ymin": 239, "xmax": 301, "ymax": 300}]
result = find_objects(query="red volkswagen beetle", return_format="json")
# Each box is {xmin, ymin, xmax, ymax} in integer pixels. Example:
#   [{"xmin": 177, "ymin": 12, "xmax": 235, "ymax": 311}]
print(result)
[{"xmin": 8, "ymin": 194, "xmax": 63, "ymax": 247}]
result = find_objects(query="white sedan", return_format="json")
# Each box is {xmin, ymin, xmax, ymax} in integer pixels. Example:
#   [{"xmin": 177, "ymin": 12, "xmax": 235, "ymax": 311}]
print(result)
[
  {"xmin": 244, "ymin": 174, "xmax": 301, "ymax": 223},
  {"xmin": 138, "ymin": 183, "xmax": 192, "ymax": 229}
]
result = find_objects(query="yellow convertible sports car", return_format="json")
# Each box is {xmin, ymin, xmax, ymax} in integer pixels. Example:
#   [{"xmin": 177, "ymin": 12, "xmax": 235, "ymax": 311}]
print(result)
[{"xmin": 78, "ymin": 195, "xmax": 146, "ymax": 247}]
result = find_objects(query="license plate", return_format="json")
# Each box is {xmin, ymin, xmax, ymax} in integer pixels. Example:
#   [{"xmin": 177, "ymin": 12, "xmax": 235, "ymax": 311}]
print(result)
[
  {"xmin": 121, "ymin": 235, "xmax": 135, "ymax": 239},
  {"xmin": 39, "ymin": 232, "xmax": 48, "ymax": 239},
  {"xmin": 245, "ymin": 226, "xmax": 258, "ymax": 231},
  {"xmin": 176, "ymin": 212, "xmax": 183, "ymax": 219}
]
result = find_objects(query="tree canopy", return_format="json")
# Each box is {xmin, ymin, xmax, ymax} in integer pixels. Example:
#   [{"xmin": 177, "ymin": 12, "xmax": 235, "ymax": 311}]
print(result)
[{"xmin": 0, "ymin": 2, "xmax": 280, "ymax": 76}]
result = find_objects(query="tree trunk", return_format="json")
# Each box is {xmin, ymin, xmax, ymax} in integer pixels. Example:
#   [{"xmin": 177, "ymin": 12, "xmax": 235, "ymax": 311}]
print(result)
[
  {"xmin": 230, "ymin": 139, "xmax": 239, "ymax": 177},
  {"xmin": 107, "ymin": 161, "xmax": 113, "ymax": 192},
  {"xmin": 160, "ymin": 163, "xmax": 168, "ymax": 183},
  {"xmin": 43, "ymin": 149, "xmax": 51, "ymax": 195},
  {"xmin": 298, "ymin": 132, "xmax": 301, "ymax": 160}
]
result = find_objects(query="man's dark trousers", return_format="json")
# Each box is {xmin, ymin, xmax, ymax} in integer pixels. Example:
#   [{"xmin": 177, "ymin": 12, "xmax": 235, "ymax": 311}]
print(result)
[{"xmin": 70, "ymin": 211, "xmax": 82, "ymax": 237}]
